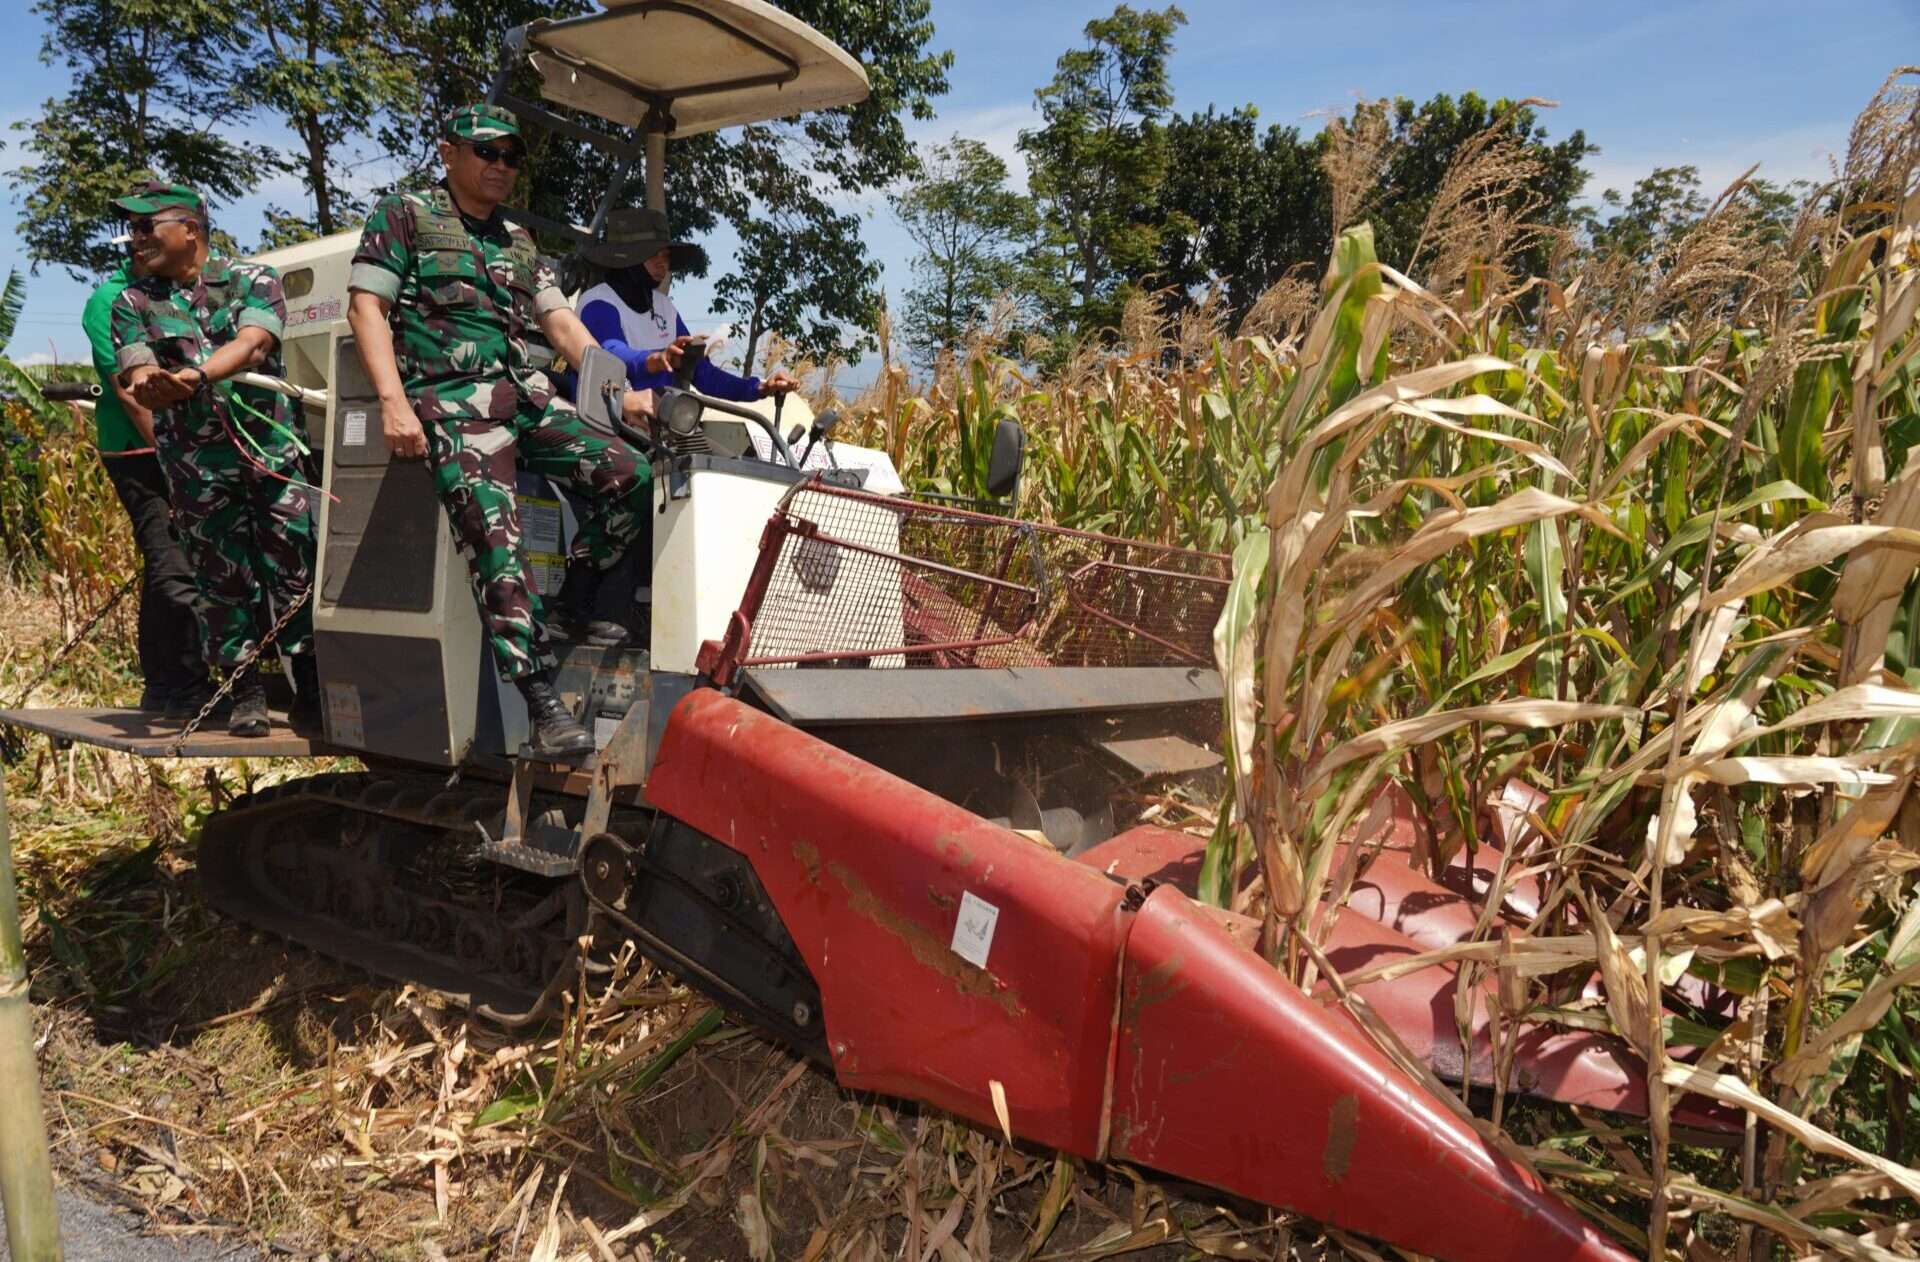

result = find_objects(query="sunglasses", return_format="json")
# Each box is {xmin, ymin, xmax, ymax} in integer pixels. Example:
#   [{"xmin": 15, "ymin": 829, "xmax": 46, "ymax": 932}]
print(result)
[
  {"xmin": 466, "ymin": 142, "xmax": 526, "ymax": 169},
  {"xmin": 127, "ymin": 215, "xmax": 194, "ymax": 235}
]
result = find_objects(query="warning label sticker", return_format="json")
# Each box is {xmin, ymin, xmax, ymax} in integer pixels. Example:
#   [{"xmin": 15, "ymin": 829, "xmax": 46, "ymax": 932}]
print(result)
[
  {"xmin": 324, "ymin": 681, "xmax": 364, "ymax": 746},
  {"xmin": 521, "ymin": 495, "xmax": 565, "ymax": 596}
]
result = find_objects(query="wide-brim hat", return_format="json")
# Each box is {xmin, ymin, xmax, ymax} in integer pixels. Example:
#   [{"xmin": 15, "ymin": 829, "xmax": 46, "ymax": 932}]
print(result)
[{"xmin": 582, "ymin": 207, "xmax": 701, "ymax": 269}]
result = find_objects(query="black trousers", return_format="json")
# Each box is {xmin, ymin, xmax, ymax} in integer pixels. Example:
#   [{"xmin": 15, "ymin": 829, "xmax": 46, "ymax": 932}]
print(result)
[{"xmin": 104, "ymin": 450, "xmax": 207, "ymax": 696}]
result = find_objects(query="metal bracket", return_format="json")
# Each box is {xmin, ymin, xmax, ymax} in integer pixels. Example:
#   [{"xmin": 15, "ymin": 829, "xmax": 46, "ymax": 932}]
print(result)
[
  {"xmin": 488, "ymin": 86, "xmax": 646, "ymax": 166},
  {"xmin": 468, "ymin": 757, "xmax": 579, "ymax": 876},
  {"xmin": 583, "ymin": 699, "xmax": 650, "ymax": 837},
  {"xmin": 503, "ymin": 756, "xmax": 537, "ymax": 846}
]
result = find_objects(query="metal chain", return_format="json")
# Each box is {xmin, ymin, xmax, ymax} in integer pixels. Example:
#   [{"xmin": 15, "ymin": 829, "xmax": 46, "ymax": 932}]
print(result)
[
  {"xmin": 165, "ymin": 585, "xmax": 313, "ymax": 757},
  {"xmin": 2, "ymin": 572, "xmax": 138, "ymax": 713}
]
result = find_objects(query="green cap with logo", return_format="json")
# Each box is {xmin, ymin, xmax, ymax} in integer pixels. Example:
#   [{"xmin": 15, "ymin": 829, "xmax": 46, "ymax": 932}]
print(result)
[
  {"xmin": 110, "ymin": 180, "xmax": 206, "ymax": 216},
  {"xmin": 444, "ymin": 103, "xmax": 522, "ymax": 143}
]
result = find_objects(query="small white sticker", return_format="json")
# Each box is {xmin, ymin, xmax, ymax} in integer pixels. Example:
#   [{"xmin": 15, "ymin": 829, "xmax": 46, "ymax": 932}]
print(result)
[
  {"xmin": 950, "ymin": 891, "xmax": 999, "ymax": 970},
  {"xmin": 593, "ymin": 713, "xmax": 621, "ymax": 748},
  {"xmin": 342, "ymin": 410, "xmax": 368, "ymax": 446},
  {"xmin": 324, "ymin": 680, "xmax": 364, "ymax": 746}
]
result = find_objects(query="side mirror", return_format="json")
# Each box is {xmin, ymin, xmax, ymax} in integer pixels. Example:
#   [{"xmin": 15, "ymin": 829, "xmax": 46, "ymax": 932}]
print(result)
[{"xmin": 986, "ymin": 419, "xmax": 1026, "ymax": 500}]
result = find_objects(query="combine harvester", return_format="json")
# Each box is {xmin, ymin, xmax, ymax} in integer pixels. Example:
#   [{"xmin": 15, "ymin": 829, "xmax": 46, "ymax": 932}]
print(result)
[{"xmin": 5, "ymin": 5, "xmax": 1706, "ymax": 1257}]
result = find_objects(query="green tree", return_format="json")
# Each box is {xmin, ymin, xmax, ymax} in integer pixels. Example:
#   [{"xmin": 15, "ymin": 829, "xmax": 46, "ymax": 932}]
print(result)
[
  {"xmin": 893, "ymin": 136, "xmax": 1038, "ymax": 365},
  {"xmin": 713, "ymin": 175, "xmax": 881, "ymax": 373},
  {"xmin": 1154, "ymin": 106, "xmax": 1331, "ymax": 325},
  {"xmin": 1588, "ymin": 164, "xmax": 1809, "ymax": 261},
  {"xmin": 12, "ymin": 0, "xmax": 278, "ymax": 277},
  {"xmin": 1366, "ymin": 92, "xmax": 1593, "ymax": 280},
  {"xmin": 1018, "ymin": 3, "xmax": 1186, "ymax": 340},
  {"xmin": 1587, "ymin": 164, "xmax": 1709, "ymax": 263},
  {"xmin": 389, "ymin": 0, "xmax": 949, "ymax": 359},
  {"xmin": 1149, "ymin": 92, "xmax": 1594, "ymax": 326},
  {"xmin": 235, "ymin": 0, "xmax": 422, "ymax": 241}
]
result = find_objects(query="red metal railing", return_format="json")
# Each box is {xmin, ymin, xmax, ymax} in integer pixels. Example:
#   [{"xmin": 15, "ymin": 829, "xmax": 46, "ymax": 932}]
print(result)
[{"xmin": 698, "ymin": 482, "xmax": 1231, "ymax": 683}]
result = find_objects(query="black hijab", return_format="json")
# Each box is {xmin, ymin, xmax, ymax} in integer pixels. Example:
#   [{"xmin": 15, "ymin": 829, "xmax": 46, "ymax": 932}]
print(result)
[{"xmin": 604, "ymin": 263, "xmax": 657, "ymax": 315}]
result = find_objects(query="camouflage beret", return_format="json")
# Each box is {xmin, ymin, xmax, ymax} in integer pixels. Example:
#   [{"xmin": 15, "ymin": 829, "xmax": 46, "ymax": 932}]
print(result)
[
  {"xmin": 111, "ymin": 180, "xmax": 206, "ymax": 217},
  {"xmin": 444, "ymin": 103, "xmax": 521, "ymax": 143}
]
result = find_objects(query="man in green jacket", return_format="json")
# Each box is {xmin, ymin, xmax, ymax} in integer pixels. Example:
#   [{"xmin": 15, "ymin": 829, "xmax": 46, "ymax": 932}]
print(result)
[
  {"xmin": 110, "ymin": 181, "xmax": 319, "ymax": 738},
  {"xmin": 82, "ymin": 243, "xmax": 209, "ymax": 715}
]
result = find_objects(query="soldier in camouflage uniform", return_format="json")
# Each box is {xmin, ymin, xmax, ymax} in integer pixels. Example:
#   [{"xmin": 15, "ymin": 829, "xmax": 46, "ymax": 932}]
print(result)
[
  {"xmin": 346, "ymin": 104, "xmax": 650, "ymax": 757},
  {"xmin": 109, "ymin": 181, "xmax": 319, "ymax": 739}
]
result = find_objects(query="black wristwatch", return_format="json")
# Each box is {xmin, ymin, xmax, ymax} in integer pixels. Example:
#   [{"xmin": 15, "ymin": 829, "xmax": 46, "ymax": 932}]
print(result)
[{"xmin": 187, "ymin": 367, "xmax": 210, "ymax": 396}]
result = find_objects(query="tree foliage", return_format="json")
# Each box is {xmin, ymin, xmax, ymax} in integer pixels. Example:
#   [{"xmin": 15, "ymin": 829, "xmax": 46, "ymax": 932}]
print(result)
[
  {"xmin": 1018, "ymin": 3, "xmax": 1186, "ymax": 340},
  {"xmin": 1364, "ymin": 92, "xmax": 1593, "ymax": 275},
  {"xmin": 234, "ymin": 0, "xmax": 422, "ymax": 240},
  {"xmin": 893, "ymin": 136, "xmax": 1038, "ymax": 366},
  {"xmin": 12, "ymin": 0, "xmax": 948, "ymax": 366},
  {"xmin": 712, "ymin": 153, "xmax": 881, "ymax": 373},
  {"xmin": 13, "ymin": 0, "xmax": 280, "ymax": 277},
  {"xmin": 1154, "ymin": 106, "xmax": 1331, "ymax": 325},
  {"xmin": 1146, "ymin": 92, "xmax": 1595, "ymax": 328}
]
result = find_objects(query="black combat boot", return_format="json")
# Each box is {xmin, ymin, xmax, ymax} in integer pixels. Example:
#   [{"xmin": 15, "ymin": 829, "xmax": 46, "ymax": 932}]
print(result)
[
  {"xmin": 516, "ymin": 670, "xmax": 594, "ymax": 758},
  {"xmin": 227, "ymin": 666, "xmax": 271, "ymax": 738},
  {"xmin": 287, "ymin": 653, "xmax": 323, "ymax": 735},
  {"xmin": 551, "ymin": 559, "xmax": 629, "ymax": 647},
  {"xmin": 166, "ymin": 677, "xmax": 231, "ymax": 722}
]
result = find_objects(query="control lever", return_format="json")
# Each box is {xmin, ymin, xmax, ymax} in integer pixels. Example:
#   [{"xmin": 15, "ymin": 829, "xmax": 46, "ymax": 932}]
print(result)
[
  {"xmin": 799, "ymin": 409, "xmax": 843, "ymax": 468},
  {"xmin": 661, "ymin": 386, "xmax": 798, "ymax": 467},
  {"xmin": 672, "ymin": 337, "xmax": 707, "ymax": 390},
  {"xmin": 785, "ymin": 424, "xmax": 805, "ymax": 446}
]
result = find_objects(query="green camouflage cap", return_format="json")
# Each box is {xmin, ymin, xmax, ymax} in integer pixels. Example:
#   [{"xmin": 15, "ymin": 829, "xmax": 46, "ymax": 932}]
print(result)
[
  {"xmin": 444, "ymin": 103, "xmax": 522, "ymax": 143},
  {"xmin": 111, "ymin": 180, "xmax": 206, "ymax": 217}
]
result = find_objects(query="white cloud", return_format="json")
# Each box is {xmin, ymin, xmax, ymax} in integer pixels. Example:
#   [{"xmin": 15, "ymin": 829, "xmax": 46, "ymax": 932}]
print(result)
[{"xmin": 13, "ymin": 350, "xmax": 56, "ymax": 366}]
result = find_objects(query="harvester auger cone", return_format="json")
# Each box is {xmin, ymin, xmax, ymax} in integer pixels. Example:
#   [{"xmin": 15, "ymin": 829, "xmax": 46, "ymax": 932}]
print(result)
[
  {"xmin": 646, "ymin": 689, "xmax": 1634, "ymax": 1262},
  {"xmin": 0, "ymin": 4, "xmax": 1692, "ymax": 1257}
]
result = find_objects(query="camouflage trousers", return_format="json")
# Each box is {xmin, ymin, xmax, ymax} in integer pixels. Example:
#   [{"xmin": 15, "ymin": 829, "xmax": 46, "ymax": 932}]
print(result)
[
  {"xmin": 418, "ymin": 377, "xmax": 650, "ymax": 681},
  {"xmin": 160, "ymin": 437, "xmax": 316, "ymax": 670}
]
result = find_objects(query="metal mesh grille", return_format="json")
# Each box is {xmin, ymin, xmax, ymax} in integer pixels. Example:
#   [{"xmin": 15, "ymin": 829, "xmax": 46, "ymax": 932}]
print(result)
[{"xmin": 737, "ymin": 483, "xmax": 1231, "ymax": 670}]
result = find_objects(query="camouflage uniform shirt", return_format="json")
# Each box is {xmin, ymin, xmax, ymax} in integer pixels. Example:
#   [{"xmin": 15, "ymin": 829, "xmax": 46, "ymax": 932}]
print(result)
[
  {"xmin": 349, "ymin": 184, "xmax": 567, "ymax": 416},
  {"xmin": 108, "ymin": 255, "xmax": 297, "ymax": 449},
  {"xmin": 347, "ymin": 182, "xmax": 649, "ymax": 684}
]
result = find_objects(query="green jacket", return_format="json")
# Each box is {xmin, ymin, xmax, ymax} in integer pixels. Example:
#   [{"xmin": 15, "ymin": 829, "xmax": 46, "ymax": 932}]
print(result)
[{"xmin": 80, "ymin": 264, "xmax": 142, "ymax": 453}]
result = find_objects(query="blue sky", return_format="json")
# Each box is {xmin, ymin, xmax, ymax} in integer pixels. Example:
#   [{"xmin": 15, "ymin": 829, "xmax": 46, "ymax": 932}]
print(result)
[{"xmin": 3, "ymin": 0, "xmax": 1912, "ymax": 382}]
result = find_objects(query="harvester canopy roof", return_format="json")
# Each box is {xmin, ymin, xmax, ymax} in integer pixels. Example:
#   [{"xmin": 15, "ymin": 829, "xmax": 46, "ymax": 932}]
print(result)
[{"xmin": 525, "ymin": 0, "xmax": 871, "ymax": 137}]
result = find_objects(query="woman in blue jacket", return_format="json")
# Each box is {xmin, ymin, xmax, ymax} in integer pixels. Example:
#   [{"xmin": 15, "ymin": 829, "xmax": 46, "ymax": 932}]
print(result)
[{"xmin": 576, "ymin": 208, "xmax": 797, "ymax": 400}]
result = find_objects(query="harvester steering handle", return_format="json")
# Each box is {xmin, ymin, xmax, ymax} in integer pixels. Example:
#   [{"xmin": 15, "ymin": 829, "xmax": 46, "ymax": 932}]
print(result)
[{"xmin": 666, "ymin": 386, "xmax": 800, "ymax": 468}]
